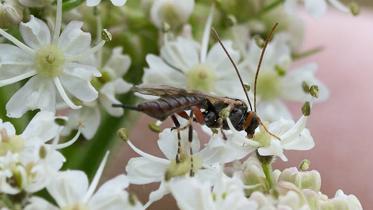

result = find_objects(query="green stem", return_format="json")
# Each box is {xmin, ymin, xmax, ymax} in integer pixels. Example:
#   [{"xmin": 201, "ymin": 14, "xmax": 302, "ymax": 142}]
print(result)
[
  {"xmin": 258, "ymin": 0, "xmax": 285, "ymax": 16},
  {"xmin": 261, "ymin": 161, "xmax": 274, "ymax": 191}
]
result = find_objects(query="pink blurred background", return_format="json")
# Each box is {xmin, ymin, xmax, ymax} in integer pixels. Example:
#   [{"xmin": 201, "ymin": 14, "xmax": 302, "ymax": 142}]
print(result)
[{"xmin": 105, "ymin": 8, "xmax": 373, "ymax": 210}]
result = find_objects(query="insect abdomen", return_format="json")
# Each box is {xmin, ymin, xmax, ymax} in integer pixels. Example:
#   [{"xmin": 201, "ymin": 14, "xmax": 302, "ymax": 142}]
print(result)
[{"xmin": 137, "ymin": 95, "xmax": 204, "ymax": 120}]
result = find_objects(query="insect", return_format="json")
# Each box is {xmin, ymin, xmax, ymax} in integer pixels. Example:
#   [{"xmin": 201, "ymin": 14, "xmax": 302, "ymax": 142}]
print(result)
[{"xmin": 113, "ymin": 23, "xmax": 279, "ymax": 176}]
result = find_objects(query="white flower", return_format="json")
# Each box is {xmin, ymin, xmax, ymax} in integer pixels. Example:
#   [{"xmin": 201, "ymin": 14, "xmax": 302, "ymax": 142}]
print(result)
[
  {"xmin": 284, "ymin": 0, "xmax": 349, "ymax": 17},
  {"xmin": 241, "ymin": 34, "xmax": 328, "ymax": 121},
  {"xmin": 86, "ymin": 0, "xmax": 127, "ymax": 7},
  {"xmin": 320, "ymin": 190, "xmax": 363, "ymax": 210},
  {"xmin": 169, "ymin": 173, "xmax": 258, "ymax": 210},
  {"xmin": 255, "ymin": 116, "xmax": 314, "ymax": 161},
  {"xmin": 142, "ymin": 7, "xmax": 245, "ymax": 99},
  {"xmin": 62, "ymin": 47, "xmax": 132, "ymax": 139},
  {"xmin": 24, "ymin": 152, "xmax": 143, "ymax": 210},
  {"xmin": 149, "ymin": 0, "xmax": 195, "ymax": 29},
  {"xmin": 0, "ymin": 112, "xmax": 80, "ymax": 194},
  {"xmin": 0, "ymin": 0, "xmax": 103, "ymax": 118},
  {"xmin": 125, "ymin": 126, "xmax": 253, "ymax": 208}
]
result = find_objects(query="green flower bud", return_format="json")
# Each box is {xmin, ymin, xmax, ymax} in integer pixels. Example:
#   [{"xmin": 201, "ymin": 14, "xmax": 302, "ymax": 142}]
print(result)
[
  {"xmin": 279, "ymin": 167, "xmax": 321, "ymax": 191},
  {"xmin": 117, "ymin": 128, "xmax": 129, "ymax": 142},
  {"xmin": 349, "ymin": 2, "xmax": 360, "ymax": 16},
  {"xmin": 299, "ymin": 159, "xmax": 311, "ymax": 171},
  {"xmin": 0, "ymin": 0, "xmax": 23, "ymax": 28},
  {"xmin": 302, "ymin": 101, "xmax": 311, "ymax": 116}
]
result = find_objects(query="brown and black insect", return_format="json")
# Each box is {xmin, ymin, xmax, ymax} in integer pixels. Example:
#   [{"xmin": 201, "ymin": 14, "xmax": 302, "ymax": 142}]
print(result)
[{"xmin": 113, "ymin": 23, "xmax": 280, "ymax": 176}]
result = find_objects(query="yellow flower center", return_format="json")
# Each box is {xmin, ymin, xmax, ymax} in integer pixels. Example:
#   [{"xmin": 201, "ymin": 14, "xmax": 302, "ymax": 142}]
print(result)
[
  {"xmin": 186, "ymin": 64, "xmax": 216, "ymax": 92},
  {"xmin": 35, "ymin": 44, "xmax": 65, "ymax": 78},
  {"xmin": 0, "ymin": 128, "xmax": 24, "ymax": 156},
  {"xmin": 256, "ymin": 71, "xmax": 281, "ymax": 101}
]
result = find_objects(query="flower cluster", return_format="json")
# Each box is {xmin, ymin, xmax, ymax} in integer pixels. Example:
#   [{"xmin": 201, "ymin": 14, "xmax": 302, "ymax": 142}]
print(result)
[{"xmin": 0, "ymin": 0, "xmax": 363, "ymax": 209}]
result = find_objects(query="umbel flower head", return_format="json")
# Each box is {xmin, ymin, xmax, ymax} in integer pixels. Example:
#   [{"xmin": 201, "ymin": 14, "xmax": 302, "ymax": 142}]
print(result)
[{"xmin": 0, "ymin": 0, "xmax": 104, "ymax": 118}]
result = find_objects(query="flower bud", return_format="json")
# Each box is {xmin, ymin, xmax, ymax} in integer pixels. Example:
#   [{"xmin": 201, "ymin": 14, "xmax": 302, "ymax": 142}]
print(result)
[
  {"xmin": 117, "ymin": 128, "xmax": 129, "ymax": 141},
  {"xmin": 150, "ymin": 0, "xmax": 195, "ymax": 29},
  {"xmin": 279, "ymin": 167, "xmax": 321, "ymax": 191},
  {"xmin": 349, "ymin": 2, "xmax": 360, "ymax": 16},
  {"xmin": 0, "ymin": 0, "xmax": 23, "ymax": 28}
]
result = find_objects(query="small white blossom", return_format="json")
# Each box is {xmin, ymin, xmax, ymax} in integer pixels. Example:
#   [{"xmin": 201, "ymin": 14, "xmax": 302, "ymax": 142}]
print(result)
[
  {"xmin": 25, "ymin": 152, "xmax": 143, "ymax": 210},
  {"xmin": 0, "ymin": 112, "xmax": 79, "ymax": 194},
  {"xmin": 241, "ymin": 34, "xmax": 328, "ymax": 121},
  {"xmin": 149, "ymin": 0, "xmax": 195, "ymax": 29},
  {"xmin": 0, "ymin": 0, "xmax": 103, "ymax": 118},
  {"xmin": 254, "ymin": 116, "xmax": 314, "ymax": 161},
  {"xmin": 142, "ymin": 7, "xmax": 246, "ymax": 99},
  {"xmin": 86, "ymin": 0, "xmax": 127, "ymax": 7},
  {"xmin": 125, "ymin": 126, "xmax": 255, "ymax": 208},
  {"xmin": 62, "ymin": 47, "xmax": 132, "ymax": 139},
  {"xmin": 169, "ymin": 172, "xmax": 258, "ymax": 210},
  {"xmin": 284, "ymin": 0, "xmax": 349, "ymax": 17}
]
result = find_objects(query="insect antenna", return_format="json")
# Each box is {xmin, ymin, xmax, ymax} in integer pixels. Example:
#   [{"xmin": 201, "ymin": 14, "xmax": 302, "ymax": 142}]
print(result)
[
  {"xmin": 253, "ymin": 23, "xmax": 279, "ymax": 112},
  {"xmin": 211, "ymin": 28, "xmax": 253, "ymax": 111}
]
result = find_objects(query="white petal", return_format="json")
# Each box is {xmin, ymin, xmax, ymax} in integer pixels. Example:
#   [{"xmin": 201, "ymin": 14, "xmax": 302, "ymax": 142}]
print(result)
[
  {"xmin": 72, "ymin": 106, "xmax": 100, "ymax": 140},
  {"xmin": 0, "ymin": 44, "xmax": 34, "ymax": 82},
  {"xmin": 169, "ymin": 178, "xmax": 214, "ymax": 210},
  {"xmin": 64, "ymin": 62, "xmax": 101, "ymax": 80},
  {"xmin": 59, "ymin": 74, "xmax": 98, "ymax": 102},
  {"xmin": 86, "ymin": 0, "xmax": 101, "ymax": 6},
  {"xmin": 281, "ymin": 63, "xmax": 329, "ymax": 102},
  {"xmin": 104, "ymin": 47, "xmax": 131, "ymax": 78},
  {"xmin": 161, "ymin": 37, "xmax": 200, "ymax": 72},
  {"xmin": 20, "ymin": 16, "xmax": 51, "ymax": 49},
  {"xmin": 88, "ymin": 175, "xmax": 131, "ymax": 209},
  {"xmin": 6, "ymin": 76, "xmax": 56, "ymax": 118},
  {"xmin": 258, "ymin": 140, "xmax": 287, "ymax": 161},
  {"xmin": 24, "ymin": 197, "xmax": 58, "ymax": 210},
  {"xmin": 58, "ymin": 21, "xmax": 91, "ymax": 56},
  {"xmin": 100, "ymin": 80, "xmax": 131, "ymax": 117},
  {"xmin": 328, "ymin": 0, "xmax": 349, "ymax": 12},
  {"xmin": 158, "ymin": 128, "xmax": 200, "ymax": 160},
  {"xmin": 145, "ymin": 182, "xmax": 170, "ymax": 209},
  {"xmin": 304, "ymin": 0, "xmax": 327, "ymax": 17},
  {"xmin": 22, "ymin": 111, "xmax": 59, "ymax": 143},
  {"xmin": 142, "ymin": 55, "xmax": 185, "ymax": 88},
  {"xmin": 206, "ymin": 41, "xmax": 240, "ymax": 76},
  {"xmin": 47, "ymin": 170, "xmax": 88, "ymax": 207},
  {"xmin": 126, "ymin": 157, "xmax": 168, "ymax": 184},
  {"xmin": 111, "ymin": 0, "xmax": 127, "ymax": 6},
  {"xmin": 257, "ymin": 100, "xmax": 293, "ymax": 122}
]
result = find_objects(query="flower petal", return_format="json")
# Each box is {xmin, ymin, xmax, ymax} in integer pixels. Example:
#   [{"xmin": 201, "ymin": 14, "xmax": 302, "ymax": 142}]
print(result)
[
  {"xmin": 281, "ymin": 63, "xmax": 329, "ymax": 102},
  {"xmin": 88, "ymin": 175, "xmax": 135, "ymax": 210},
  {"xmin": 59, "ymin": 74, "xmax": 98, "ymax": 102},
  {"xmin": 142, "ymin": 55, "xmax": 185, "ymax": 88},
  {"xmin": 47, "ymin": 170, "xmax": 88, "ymax": 207},
  {"xmin": 22, "ymin": 111, "xmax": 59, "ymax": 143},
  {"xmin": 100, "ymin": 79, "xmax": 131, "ymax": 117},
  {"xmin": 6, "ymin": 76, "xmax": 56, "ymax": 118},
  {"xmin": 158, "ymin": 128, "xmax": 200, "ymax": 160},
  {"xmin": 104, "ymin": 47, "xmax": 131, "ymax": 78},
  {"xmin": 24, "ymin": 197, "xmax": 58, "ymax": 210},
  {"xmin": 20, "ymin": 16, "xmax": 51, "ymax": 49},
  {"xmin": 169, "ymin": 178, "xmax": 215, "ymax": 210},
  {"xmin": 86, "ymin": 0, "xmax": 101, "ymax": 6},
  {"xmin": 110, "ymin": 0, "xmax": 127, "ymax": 6},
  {"xmin": 160, "ymin": 37, "xmax": 200, "ymax": 72},
  {"xmin": 126, "ymin": 157, "xmax": 168, "ymax": 184},
  {"xmin": 58, "ymin": 21, "xmax": 92, "ymax": 56},
  {"xmin": 64, "ymin": 62, "xmax": 101, "ymax": 80},
  {"xmin": 0, "ymin": 44, "xmax": 34, "ymax": 82},
  {"xmin": 304, "ymin": 0, "xmax": 327, "ymax": 17}
]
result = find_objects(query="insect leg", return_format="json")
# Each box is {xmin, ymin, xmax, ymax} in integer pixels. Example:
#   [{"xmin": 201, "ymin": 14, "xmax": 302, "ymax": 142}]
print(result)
[
  {"xmin": 188, "ymin": 109, "xmax": 195, "ymax": 177},
  {"xmin": 171, "ymin": 115, "xmax": 182, "ymax": 163}
]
